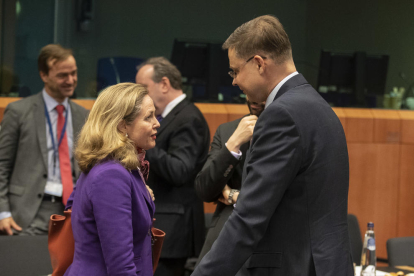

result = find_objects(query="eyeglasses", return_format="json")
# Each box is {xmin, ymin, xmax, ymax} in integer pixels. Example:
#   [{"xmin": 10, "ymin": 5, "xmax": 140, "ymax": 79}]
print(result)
[{"xmin": 228, "ymin": 55, "xmax": 267, "ymax": 79}]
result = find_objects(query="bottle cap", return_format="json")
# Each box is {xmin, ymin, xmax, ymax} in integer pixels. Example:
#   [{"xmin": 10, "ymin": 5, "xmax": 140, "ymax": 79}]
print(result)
[{"xmin": 367, "ymin": 222, "xmax": 374, "ymax": 228}]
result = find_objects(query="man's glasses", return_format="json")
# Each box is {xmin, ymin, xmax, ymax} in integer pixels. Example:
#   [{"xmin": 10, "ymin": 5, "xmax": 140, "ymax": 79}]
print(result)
[{"xmin": 228, "ymin": 55, "xmax": 267, "ymax": 79}]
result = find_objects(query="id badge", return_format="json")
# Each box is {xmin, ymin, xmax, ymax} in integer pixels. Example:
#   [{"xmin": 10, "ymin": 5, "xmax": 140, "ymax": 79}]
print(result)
[{"xmin": 45, "ymin": 181, "xmax": 63, "ymax": 197}]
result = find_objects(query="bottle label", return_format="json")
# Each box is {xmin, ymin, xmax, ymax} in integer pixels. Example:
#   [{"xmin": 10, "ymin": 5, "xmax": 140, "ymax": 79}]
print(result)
[{"xmin": 367, "ymin": 238, "xmax": 376, "ymax": 250}]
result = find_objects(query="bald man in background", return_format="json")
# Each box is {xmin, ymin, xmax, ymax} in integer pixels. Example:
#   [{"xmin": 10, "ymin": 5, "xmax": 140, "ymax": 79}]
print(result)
[{"xmin": 136, "ymin": 57, "xmax": 210, "ymax": 276}]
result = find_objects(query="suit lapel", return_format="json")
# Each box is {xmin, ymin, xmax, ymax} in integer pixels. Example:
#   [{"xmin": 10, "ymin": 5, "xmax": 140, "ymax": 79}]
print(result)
[
  {"xmin": 156, "ymin": 99, "xmax": 189, "ymax": 136},
  {"xmin": 134, "ymin": 170, "xmax": 155, "ymax": 216},
  {"xmin": 34, "ymin": 93, "xmax": 48, "ymax": 170},
  {"xmin": 69, "ymin": 101, "xmax": 84, "ymax": 136}
]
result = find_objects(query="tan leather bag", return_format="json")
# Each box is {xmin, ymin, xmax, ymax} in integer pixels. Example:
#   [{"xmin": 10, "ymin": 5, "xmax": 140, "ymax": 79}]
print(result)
[
  {"xmin": 48, "ymin": 210, "xmax": 74, "ymax": 276},
  {"xmin": 48, "ymin": 209, "xmax": 165, "ymax": 275},
  {"xmin": 151, "ymin": 227, "xmax": 166, "ymax": 273}
]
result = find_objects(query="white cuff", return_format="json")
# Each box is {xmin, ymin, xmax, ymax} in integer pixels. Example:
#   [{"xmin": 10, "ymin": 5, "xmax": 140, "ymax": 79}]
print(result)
[
  {"xmin": 225, "ymin": 143, "xmax": 242, "ymax": 160},
  {"xmin": 0, "ymin": 211, "xmax": 12, "ymax": 220}
]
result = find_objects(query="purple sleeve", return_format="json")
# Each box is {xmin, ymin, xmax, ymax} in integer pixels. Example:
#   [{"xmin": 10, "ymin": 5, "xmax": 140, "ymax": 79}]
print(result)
[
  {"xmin": 65, "ymin": 186, "xmax": 76, "ymax": 210},
  {"xmin": 89, "ymin": 167, "xmax": 136, "ymax": 276}
]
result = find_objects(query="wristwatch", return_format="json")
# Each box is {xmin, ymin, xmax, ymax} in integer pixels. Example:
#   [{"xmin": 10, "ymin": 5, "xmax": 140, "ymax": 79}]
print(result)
[{"xmin": 228, "ymin": 189, "xmax": 239, "ymax": 204}]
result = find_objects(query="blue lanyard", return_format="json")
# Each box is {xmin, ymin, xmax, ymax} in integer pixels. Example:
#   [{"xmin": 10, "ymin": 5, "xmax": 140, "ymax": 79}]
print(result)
[{"xmin": 44, "ymin": 104, "xmax": 68, "ymax": 177}]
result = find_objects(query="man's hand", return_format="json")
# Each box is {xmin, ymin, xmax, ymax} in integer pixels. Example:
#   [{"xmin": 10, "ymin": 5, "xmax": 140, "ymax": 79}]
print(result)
[
  {"xmin": 146, "ymin": 185, "xmax": 155, "ymax": 201},
  {"xmin": 0, "ymin": 217, "xmax": 22, "ymax": 235},
  {"xmin": 218, "ymin": 185, "xmax": 239, "ymax": 205},
  {"xmin": 226, "ymin": 115, "xmax": 258, "ymax": 153}
]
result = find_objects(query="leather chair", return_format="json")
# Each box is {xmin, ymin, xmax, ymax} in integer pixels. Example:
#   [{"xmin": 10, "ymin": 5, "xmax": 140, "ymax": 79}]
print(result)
[
  {"xmin": 386, "ymin": 236, "xmax": 414, "ymax": 266},
  {"xmin": 0, "ymin": 235, "xmax": 52, "ymax": 276},
  {"xmin": 348, "ymin": 213, "xmax": 363, "ymax": 265}
]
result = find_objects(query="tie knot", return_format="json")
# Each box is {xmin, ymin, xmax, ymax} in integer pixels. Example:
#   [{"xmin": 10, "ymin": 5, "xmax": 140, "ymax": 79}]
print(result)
[
  {"xmin": 156, "ymin": 115, "xmax": 163, "ymax": 122},
  {"xmin": 56, "ymin": 104, "xmax": 65, "ymax": 115}
]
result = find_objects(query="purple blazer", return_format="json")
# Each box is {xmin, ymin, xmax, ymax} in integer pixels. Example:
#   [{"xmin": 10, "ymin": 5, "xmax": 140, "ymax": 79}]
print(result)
[{"xmin": 64, "ymin": 160, "xmax": 155, "ymax": 276}]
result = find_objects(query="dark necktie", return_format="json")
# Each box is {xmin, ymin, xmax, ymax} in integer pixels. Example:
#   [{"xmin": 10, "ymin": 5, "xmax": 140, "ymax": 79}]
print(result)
[
  {"xmin": 156, "ymin": 115, "xmax": 163, "ymax": 122},
  {"xmin": 56, "ymin": 104, "xmax": 73, "ymax": 205}
]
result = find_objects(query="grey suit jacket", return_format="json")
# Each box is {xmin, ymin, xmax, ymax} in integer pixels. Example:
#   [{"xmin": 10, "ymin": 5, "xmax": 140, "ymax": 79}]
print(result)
[
  {"xmin": 193, "ymin": 74, "xmax": 353, "ymax": 276},
  {"xmin": 0, "ymin": 92, "xmax": 88, "ymax": 229}
]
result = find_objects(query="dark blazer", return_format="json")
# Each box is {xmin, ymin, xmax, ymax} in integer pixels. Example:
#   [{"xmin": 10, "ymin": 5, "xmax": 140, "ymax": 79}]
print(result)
[
  {"xmin": 195, "ymin": 117, "xmax": 248, "ymax": 264},
  {"xmin": 146, "ymin": 98, "xmax": 210, "ymax": 258},
  {"xmin": 193, "ymin": 74, "xmax": 354, "ymax": 276},
  {"xmin": 65, "ymin": 160, "xmax": 155, "ymax": 276},
  {"xmin": 0, "ymin": 92, "xmax": 88, "ymax": 229}
]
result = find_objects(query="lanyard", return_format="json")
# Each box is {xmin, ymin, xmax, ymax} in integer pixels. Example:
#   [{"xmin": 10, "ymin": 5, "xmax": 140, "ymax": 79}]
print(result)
[{"xmin": 44, "ymin": 104, "xmax": 68, "ymax": 177}]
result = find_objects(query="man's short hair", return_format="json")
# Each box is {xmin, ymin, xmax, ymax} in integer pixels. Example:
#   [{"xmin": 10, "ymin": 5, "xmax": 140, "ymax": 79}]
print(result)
[
  {"xmin": 222, "ymin": 15, "xmax": 292, "ymax": 64},
  {"xmin": 38, "ymin": 44, "xmax": 73, "ymax": 75},
  {"xmin": 137, "ymin": 57, "xmax": 182, "ymax": 90}
]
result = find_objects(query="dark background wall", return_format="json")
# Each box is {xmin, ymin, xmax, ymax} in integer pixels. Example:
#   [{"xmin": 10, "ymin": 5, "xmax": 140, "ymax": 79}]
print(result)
[
  {"xmin": 305, "ymin": 0, "xmax": 414, "ymax": 95},
  {"xmin": 2, "ymin": 0, "xmax": 414, "ymax": 101},
  {"xmin": 64, "ymin": 0, "xmax": 308, "ymax": 98}
]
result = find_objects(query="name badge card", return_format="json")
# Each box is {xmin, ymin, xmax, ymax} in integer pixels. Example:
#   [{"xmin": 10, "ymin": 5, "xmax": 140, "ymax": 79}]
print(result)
[{"xmin": 45, "ymin": 181, "xmax": 63, "ymax": 197}]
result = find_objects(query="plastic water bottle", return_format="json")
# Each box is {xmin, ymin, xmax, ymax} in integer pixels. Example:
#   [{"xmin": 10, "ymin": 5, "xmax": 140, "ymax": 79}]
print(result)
[{"xmin": 360, "ymin": 222, "xmax": 376, "ymax": 276}]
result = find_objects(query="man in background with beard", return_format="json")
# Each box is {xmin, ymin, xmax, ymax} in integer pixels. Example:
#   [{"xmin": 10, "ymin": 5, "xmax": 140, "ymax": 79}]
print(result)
[{"xmin": 194, "ymin": 97, "xmax": 265, "ymax": 265}]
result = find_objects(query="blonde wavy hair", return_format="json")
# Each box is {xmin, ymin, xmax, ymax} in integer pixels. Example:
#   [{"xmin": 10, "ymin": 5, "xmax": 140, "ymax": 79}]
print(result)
[{"xmin": 75, "ymin": 82, "xmax": 148, "ymax": 173}]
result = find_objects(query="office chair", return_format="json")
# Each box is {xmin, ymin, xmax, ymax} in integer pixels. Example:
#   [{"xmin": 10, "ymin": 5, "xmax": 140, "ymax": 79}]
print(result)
[
  {"xmin": 97, "ymin": 57, "xmax": 144, "ymax": 92},
  {"xmin": 386, "ymin": 236, "xmax": 414, "ymax": 266},
  {"xmin": 348, "ymin": 213, "xmax": 363, "ymax": 265},
  {"xmin": 0, "ymin": 235, "xmax": 52, "ymax": 276}
]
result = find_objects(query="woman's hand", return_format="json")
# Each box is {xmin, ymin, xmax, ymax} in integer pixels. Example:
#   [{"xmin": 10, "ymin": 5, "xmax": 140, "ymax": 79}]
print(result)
[{"xmin": 146, "ymin": 185, "xmax": 155, "ymax": 201}]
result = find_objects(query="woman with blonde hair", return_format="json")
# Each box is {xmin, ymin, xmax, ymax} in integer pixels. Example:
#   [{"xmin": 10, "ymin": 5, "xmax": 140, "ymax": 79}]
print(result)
[{"xmin": 64, "ymin": 82, "xmax": 160, "ymax": 276}]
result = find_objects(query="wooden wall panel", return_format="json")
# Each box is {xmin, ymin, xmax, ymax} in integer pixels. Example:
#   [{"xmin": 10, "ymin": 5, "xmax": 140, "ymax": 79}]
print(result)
[
  {"xmin": 343, "ymin": 108, "xmax": 374, "ymax": 143},
  {"xmin": 204, "ymin": 202, "xmax": 216, "ymax": 214},
  {"xmin": 0, "ymin": 97, "xmax": 20, "ymax": 122},
  {"xmin": 371, "ymin": 109, "xmax": 401, "ymax": 143},
  {"xmin": 224, "ymin": 103, "xmax": 248, "ymax": 122},
  {"xmin": 399, "ymin": 110, "xmax": 414, "ymax": 144},
  {"xmin": 332, "ymin": 107, "xmax": 347, "ymax": 134},
  {"xmin": 398, "ymin": 145, "xmax": 414, "ymax": 237},
  {"xmin": 348, "ymin": 143, "xmax": 400, "ymax": 259},
  {"xmin": 72, "ymin": 99, "xmax": 95, "ymax": 110},
  {"xmin": 194, "ymin": 103, "xmax": 228, "ymax": 142}
]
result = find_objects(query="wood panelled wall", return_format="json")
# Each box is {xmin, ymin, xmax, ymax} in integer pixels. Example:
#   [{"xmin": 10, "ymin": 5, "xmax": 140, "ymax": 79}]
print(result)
[{"xmin": 1, "ymin": 98, "xmax": 414, "ymax": 259}]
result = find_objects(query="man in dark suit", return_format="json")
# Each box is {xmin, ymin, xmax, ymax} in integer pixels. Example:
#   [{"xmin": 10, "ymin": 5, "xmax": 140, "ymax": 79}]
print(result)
[
  {"xmin": 0, "ymin": 44, "xmax": 88, "ymax": 235},
  {"xmin": 136, "ymin": 57, "xmax": 210, "ymax": 276},
  {"xmin": 194, "ymin": 98, "xmax": 264, "ymax": 265},
  {"xmin": 192, "ymin": 15, "xmax": 353, "ymax": 276}
]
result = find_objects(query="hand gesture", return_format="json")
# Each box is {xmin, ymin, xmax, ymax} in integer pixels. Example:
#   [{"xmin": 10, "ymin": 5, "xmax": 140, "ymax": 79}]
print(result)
[
  {"xmin": 146, "ymin": 185, "xmax": 155, "ymax": 201},
  {"xmin": 0, "ymin": 217, "xmax": 22, "ymax": 235},
  {"xmin": 226, "ymin": 115, "xmax": 258, "ymax": 153}
]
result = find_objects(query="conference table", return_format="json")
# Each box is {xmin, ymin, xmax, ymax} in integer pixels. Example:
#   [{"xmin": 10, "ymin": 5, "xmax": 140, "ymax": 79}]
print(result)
[{"xmin": 355, "ymin": 266, "xmax": 414, "ymax": 275}]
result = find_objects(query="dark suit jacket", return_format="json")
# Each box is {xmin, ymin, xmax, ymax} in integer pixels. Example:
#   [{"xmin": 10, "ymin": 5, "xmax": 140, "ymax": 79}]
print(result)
[
  {"xmin": 146, "ymin": 98, "xmax": 210, "ymax": 258},
  {"xmin": 193, "ymin": 74, "xmax": 353, "ymax": 276},
  {"xmin": 195, "ymin": 117, "xmax": 248, "ymax": 264},
  {"xmin": 0, "ymin": 92, "xmax": 88, "ymax": 229}
]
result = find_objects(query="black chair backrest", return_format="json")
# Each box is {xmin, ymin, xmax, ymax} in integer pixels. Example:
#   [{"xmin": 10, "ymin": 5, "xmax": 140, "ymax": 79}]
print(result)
[
  {"xmin": 348, "ymin": 213, "xmax": 363, "ymax": 265},
  {"xmin": 0, "ymin": 235, "xmax": 52, "ymax": 276},
  {"xmin": 387, "ymin": 236, "xmax": 414, "ymax": 266}
]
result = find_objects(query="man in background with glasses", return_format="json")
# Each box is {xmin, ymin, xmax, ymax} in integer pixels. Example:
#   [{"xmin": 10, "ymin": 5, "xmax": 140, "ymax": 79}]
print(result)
[{"xmin": 192, "ymin": 15, "xmax": 353, "ymax": 276}]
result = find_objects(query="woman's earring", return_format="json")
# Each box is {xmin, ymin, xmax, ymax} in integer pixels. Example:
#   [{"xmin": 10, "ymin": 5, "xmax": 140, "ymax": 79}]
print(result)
[{"xmin": 125, "ymin": 133, "xmax": 128, "ymax": 138}]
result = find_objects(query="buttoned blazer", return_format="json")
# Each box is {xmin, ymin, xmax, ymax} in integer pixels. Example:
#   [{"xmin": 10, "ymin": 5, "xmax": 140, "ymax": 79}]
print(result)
[
  {"xmin": 0, "ymin": 92, "xmax": 88, "ymax": 228},
  {"xmin": 193, "ymin": 74, "xmax": 354, "ymax": 276},
  {"xmin": 145, "ymin": 99, "xmax": 210, "ymax": 258},
  {"xmin": 64, "ymin": 160, "xmax": 155, "ymax": 276},
  {"xmin": 195, "ymin": 117, "xmax": 249, "ymax": 263}
]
